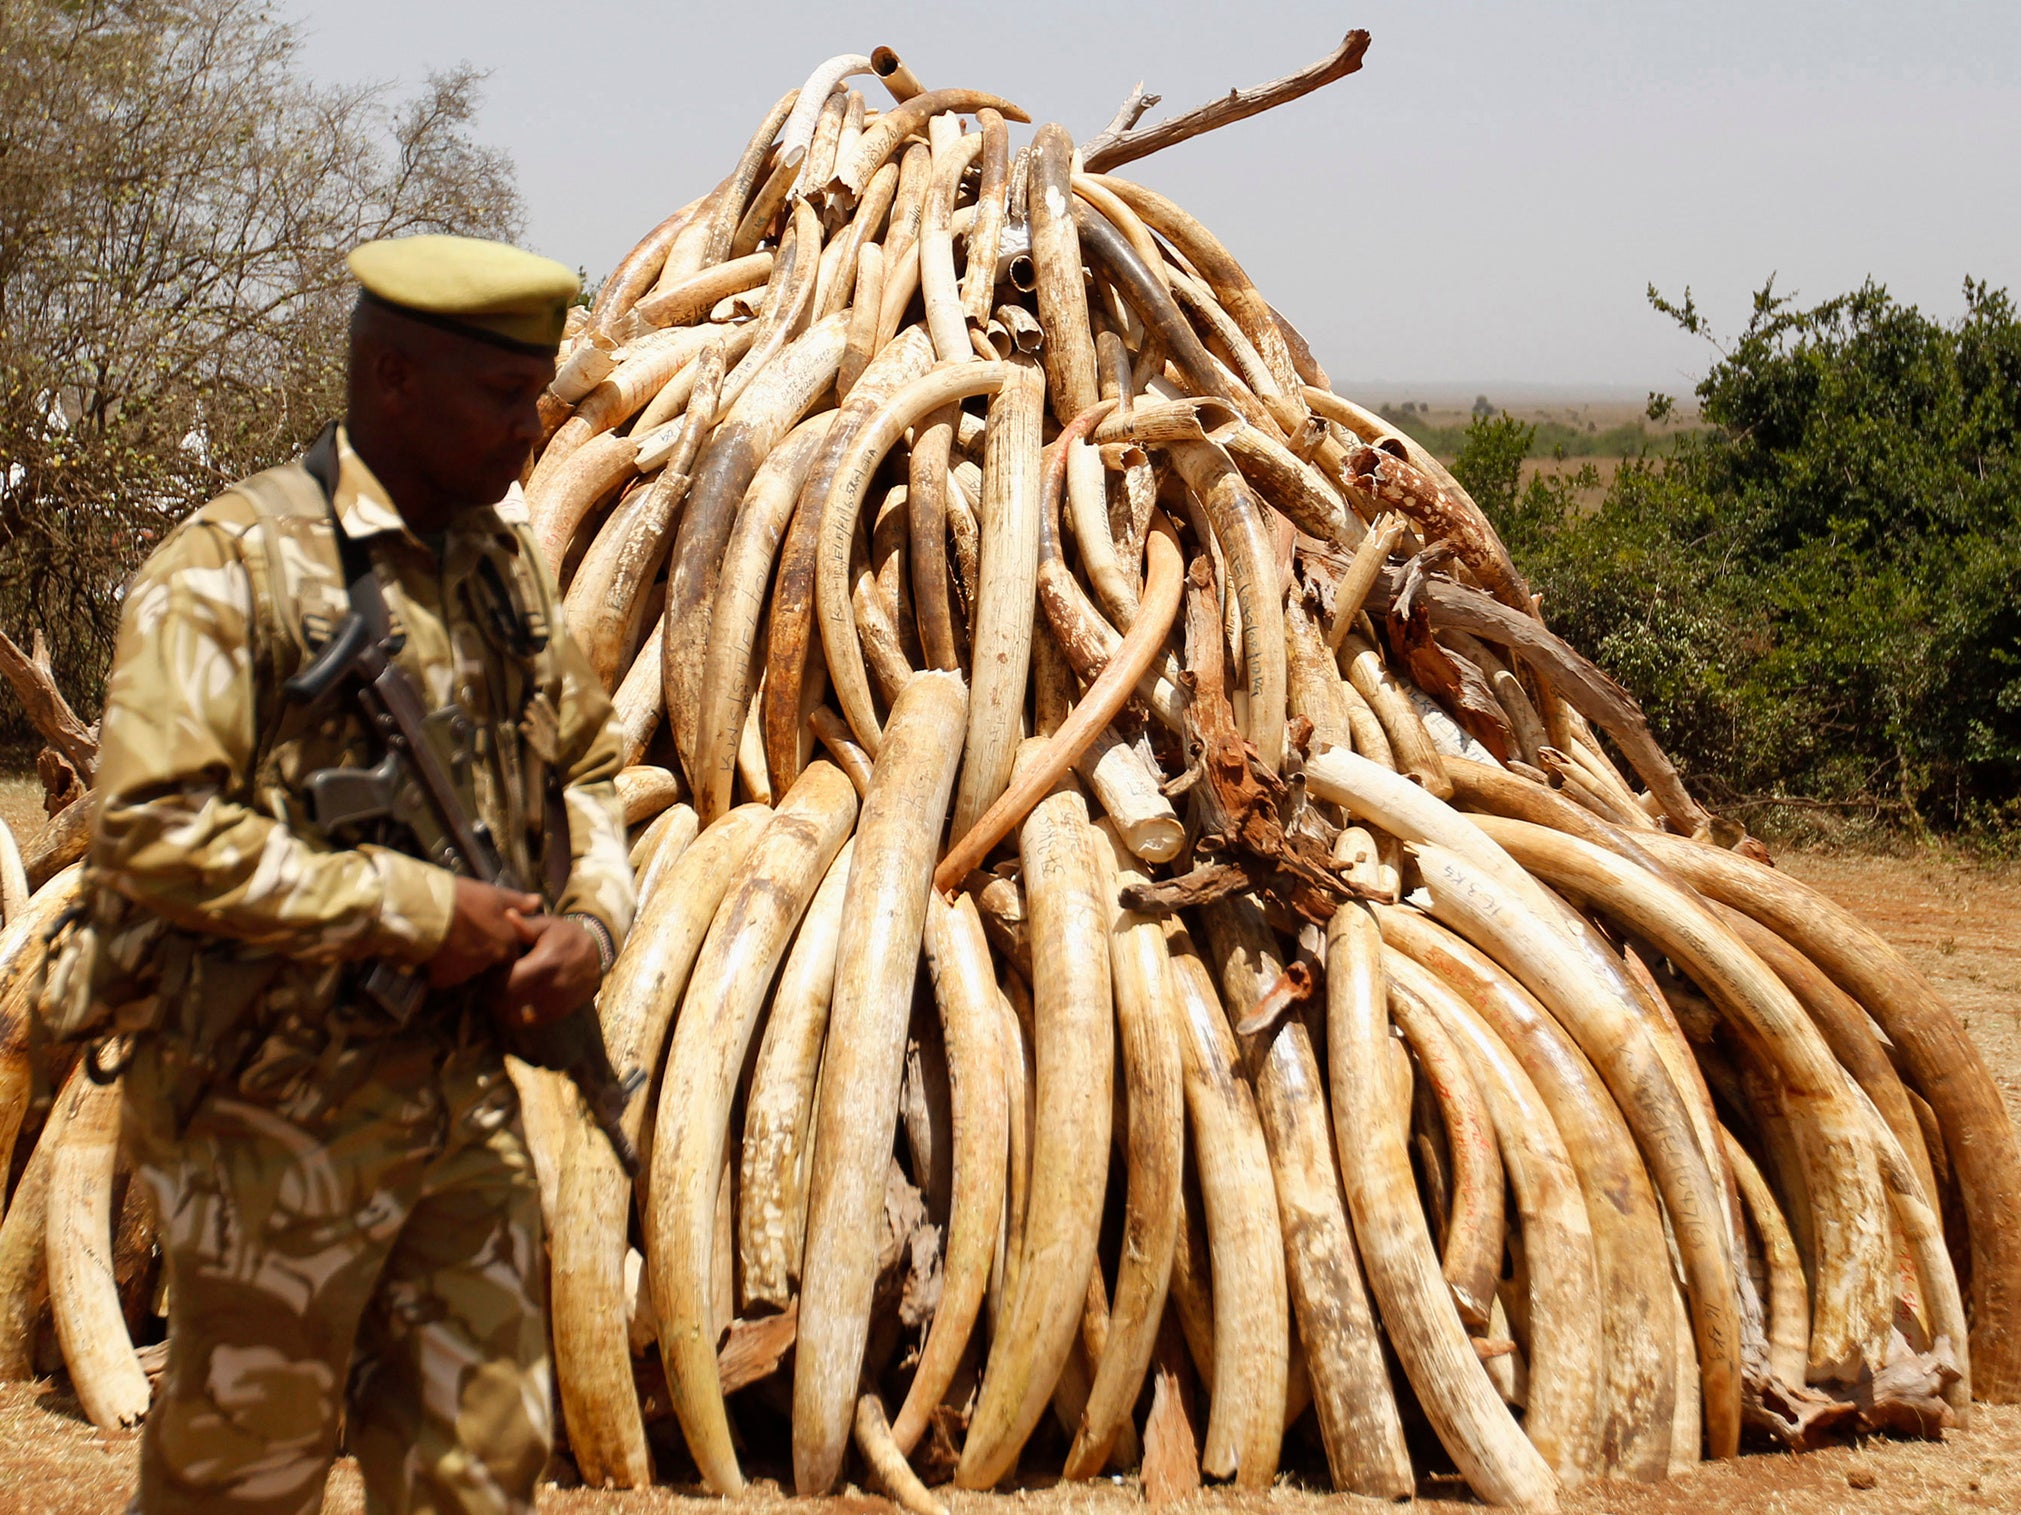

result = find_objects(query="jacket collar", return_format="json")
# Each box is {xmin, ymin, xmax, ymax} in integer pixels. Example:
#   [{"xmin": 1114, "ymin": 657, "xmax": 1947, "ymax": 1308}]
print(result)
[{"xmin": 329, "ymin": 424, "xmax": 524, "ymax": 549}]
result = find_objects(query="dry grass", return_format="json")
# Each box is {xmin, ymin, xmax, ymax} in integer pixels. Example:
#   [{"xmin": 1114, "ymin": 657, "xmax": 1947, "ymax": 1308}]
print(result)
[
  {"xmin": 3, "ymin": 847, "xmax": 2019, "ymax": 1514},
  {"xmin": 0, "ymin": 773, "xmax": 46, "ymax": 850}
]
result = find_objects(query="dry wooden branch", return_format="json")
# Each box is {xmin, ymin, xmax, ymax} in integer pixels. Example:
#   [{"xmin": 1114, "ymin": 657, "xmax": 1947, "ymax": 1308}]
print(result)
[
  {"xmin": 719, "ymin": 1303, "xmax": 799, "ymax": 1394},
  {"xmin": 0, "ymin": 629, "xmax": 98, "ymax": 780},
  {"xmin": 1359, "ymin": 565, "xmax": 1709, "ymax": 838},
  {"xmin": 26, "ymin": 790, "xmax": 94, "ymax": 889},
  {"xmin": 1081, "ymin": 30, "xmax": 1372, "ymax": 173},
  {"xmin": 1099, "ymin": 82, "xmax": 1162, "ymax": 142},
  {"xmin": 1120, "ymin": 558, "xmax": 1362, "ymax": 925}
]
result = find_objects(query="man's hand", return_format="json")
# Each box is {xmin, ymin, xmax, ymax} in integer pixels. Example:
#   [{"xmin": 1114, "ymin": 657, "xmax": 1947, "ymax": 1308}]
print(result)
[
  {"xmin": 430, "ymin": 877, "xmax": 545, "ymax": 988},
  {"xmin": 502, "ymin": 914, "xmax": 604, "ymax": 1027}
]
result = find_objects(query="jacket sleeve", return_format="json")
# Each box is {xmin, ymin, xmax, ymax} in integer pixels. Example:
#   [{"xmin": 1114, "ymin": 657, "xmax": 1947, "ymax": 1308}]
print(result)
[
  {"xmin": 91, "ymin": 510, "xmax": 455, "ymax": 962},
  {"xmin": 546, "ymin": 602, "xmax": 638, "ymax": 954}
]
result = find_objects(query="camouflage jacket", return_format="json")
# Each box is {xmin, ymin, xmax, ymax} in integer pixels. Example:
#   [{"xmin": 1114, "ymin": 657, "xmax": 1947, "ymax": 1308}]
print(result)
[{"xmin": 91, "ymin": 425, "xmax": 636, "ymax": 1063}]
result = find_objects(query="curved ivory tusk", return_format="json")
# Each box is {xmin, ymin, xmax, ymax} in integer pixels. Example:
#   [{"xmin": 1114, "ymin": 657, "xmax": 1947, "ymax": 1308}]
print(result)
[
  {"xmin": 1844, "ymin": 1078, "xmax": 1972, "ymax": 1415},
  {"xmin": 798, "ymin": 90, "xmax": 852, "ymax": 200},
  {"xmin": 691, "ymin": 414, "xmax": 836, "ymax": 825},
  {"xmin": 649, "ymin": 763, "xmax": 857, "ymax": 1494},
  {"xmin": 890, "ymin": 893, "xmax": 1011, "ymax": 1453},
  {"xmin": 1391, "ymin": 950, "xmax": 1606, "ymax": 1484},
  {"xmin": 703, "ymin": 88, "xmax": 801, "ymax": 268},
  {"xmin": 1026, "ymin": 125, "xmax": 1099, "ymax": 423},
  {"xmin": 0, "ymin": 868, "xmax": 83, "ymax": 1192},
  {"xmin": 552, "ymin": 803, "xmax": 772, "ymax": 1488},
  {"xmin": 629, "ymin": 250, "xmax": 776, "ymax": 335},
  {"xmin": 1167, "ymin": 438, "xmax": 1286, "ymax": 770},
  {"xmin": 1060, "ymin": 824, "xmax": 1185, "ymax": 1479},
  {"xmin": 1720, "ymin": 1126, "xmax": 1810, "ymax": 1387},
  {"xmin": 1167, "ymin": 267, "xmax": 1284, "ymax": 406},
  {"xmin": 907, "ymin": 402, "xmax": 961, "ymax": 672},
  {"xmin": 1283, "ymin": 596, "xmax": 1357, "ymax": 756},
  {"xmin": 717, "ymin": 194, "xmax": 827, "ymax": 411},
  {"xmin": 45, "ymin": 1071, "xmax": 147, "ymax": 1430},
  {"xmin": 1034, "ymin": 436, "xmax": 1190, "ymax": 733},
  {"xmin": 1326, "ymin": 512, "xmax": 1408, "ymax": 650},
  {"xmin": 1088, "ymin": 174, "xmax": 1309, "ymax": 431},
  {"xmin": 856, "ymin": 1391, "xmax": 948, "ymax": 1515},
  {"xmin": 1711, "ymin": 901, "xmax": 1943, "ymax": 1234},
  {"xmin": 1162, "ymin": 919, "xmax": 1287, "ymax": 1485},
  {"xmin": 0, "ymin": 816, "xmax": 28, "ymax": 926},
  {"xmin": 660, "ymin": 307, "xmax": 848, "ymax": 781},
  {"xmin": 763, "ymin": 331, "xmax": 937, "ymax": 775},
  {"xmin": 1408, "ymin": 841, "xmax": 1743, "ymax": 1460},
  {"xmin": 821, "ymin": 161, "xmax": 904, "ymax": 323},
  {"xmin": 1070, "ymin": 175, "xmax": 1168, "ymax": 297},
  {"xmin": 732, "ymin": 150, "xmax": 806, "ymax": 261},
  {"xmin": 764, "ymin": 328, "xmax": 938, "ymax": 791},
  {"xmin": 563, "ymin": 354, "xmax": 728, "ymax": 692},
  {"xmin": 1378, "ymin": 904, "xmax": 1678, "ymax": 1480},
  {"xmin": 590, "ymin": 193, "xmax": 708, "ymax": 338},
  {"xmin": 0, "ymin": 1060, "xmax": 94, "ymax": 1379},
  {"xmin": 1629, "ymin": 828, "xmax": 2021, "ymax": 1397},
  {"xmin": 778, "ymin": 56, "xmax": 873, "ymax": 164},
  {"xmin": 1222, "ymin": 422, "xmax": 1352, "ymax": 545},
  {"xmin": 794, "ymin": 672, "xmax": 969, "ymax": 1496},
  {"xmin": 613, "ymin": 764, "xmax": 683, "ymax": 827},
  {"xmin": 634, "ymin": 321, "xmax": 759, "ymax": 440},
  {"xmin": 1337, "ymin": 635, "xmax": 1452, "ymax": 797},
  {"xmin": 961, "ymin": 110, "xmax": 1012, "ymax": 324},
  {"xmin": 1475, "ymin": 815, "xmax": 1894, "ymax": 1387},
  {"xmin": 649, "ymin": 183, "xmax": 729, "ymax": 296},
  {"xmin": 1204, "ymin": 896, "xmax": 1414, "ymax": 1497},
  {"xmin": 612, "ymin": 623, "xmax": 664, "ymax": 770},
  {"xmin": 1326, "ymin": 903, "xmax": 1559, "ymax": 1509},
  {"xmin": 958, "ymin": 761, "xmax": 1114, "ymax": 1488},
  {"xmin": 1304, "ymin": 744, "xmax": 1564, "ymax": 928},
  {"xmin": 945, "ymin": 355, "xmax": 1043, "ymax": 837},
  {"xmin": 629, "ymin": 803, "xmax": 699, "ymax": 907},
  {"xmin": 1382, "ymin": 946, "xmax": 1506, "ymax": 1333},
  {"xmin": 737, "ymin": 835, "xmax": 854, "ymax": 1310},
  {"xmin": 815, "ymin": 360, "xmax": 1011, "ymax": 754},
  {"xmin": 936, "ymin": 512, "xmax": 1182, "ymax": 893},
  {"xmin": 531, "ymin": 323, "xmax": 724, "ymax": 491},
  {"xmin": 921, "ymin": 120, "xmax": 984, "ymax": 363},
  {"xmin": 527, "ymin": 429, "xmax": 637, "ymax": 576},
  {"xmin": 837, "ymin": 90, "xmax": 1032, "ymax": 197},
  {"xmin": 1065, "ymin": 434, "xmax": 1138, "ymax": 626}
]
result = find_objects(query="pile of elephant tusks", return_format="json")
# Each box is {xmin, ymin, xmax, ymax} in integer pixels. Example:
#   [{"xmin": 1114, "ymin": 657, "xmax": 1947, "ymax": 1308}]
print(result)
[{"xmin": 1, "ymin": 35, "xmax": 2015, "ymax": 1515}]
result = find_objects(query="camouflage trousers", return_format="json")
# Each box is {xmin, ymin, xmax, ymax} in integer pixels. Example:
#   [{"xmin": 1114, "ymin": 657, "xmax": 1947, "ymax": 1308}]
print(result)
[{"xmin": 124, "ymin": 1024, "xmax": 552, "ymax": 1515}]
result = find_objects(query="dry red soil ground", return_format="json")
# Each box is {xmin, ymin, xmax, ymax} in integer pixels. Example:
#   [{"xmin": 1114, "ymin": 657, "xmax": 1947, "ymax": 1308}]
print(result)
[{"xmin": 4, "ymin": 846, "xmax": 2019, "ymax": 1515}]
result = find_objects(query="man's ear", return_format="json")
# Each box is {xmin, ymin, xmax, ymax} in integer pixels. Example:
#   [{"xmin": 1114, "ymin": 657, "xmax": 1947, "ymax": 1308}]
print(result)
[{"xmin": 370, "ymin": 340, "xmax": 415, "ymax": 404}]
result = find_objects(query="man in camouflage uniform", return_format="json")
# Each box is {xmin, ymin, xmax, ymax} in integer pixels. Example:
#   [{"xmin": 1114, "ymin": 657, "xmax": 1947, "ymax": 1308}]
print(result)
[{"xmin": 92, "ymin": 236, "xmax": 637, "ymax": 1514}]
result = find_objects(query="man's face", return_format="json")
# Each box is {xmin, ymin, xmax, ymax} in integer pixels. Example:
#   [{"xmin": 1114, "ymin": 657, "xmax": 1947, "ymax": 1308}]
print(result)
[{"xmin": 367, "ymin": 320, "xmax": 554, "ymax": 508}]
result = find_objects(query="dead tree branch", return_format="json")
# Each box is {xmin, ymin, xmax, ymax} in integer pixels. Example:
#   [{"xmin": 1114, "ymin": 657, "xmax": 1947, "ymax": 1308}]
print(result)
[
  {"xmin": 1098, "ymin": 82, "xmax": 1162, "ymax": 142},
  {"xmin": 0, "ymin": 627, "xmax": 99, "ymax": 779},
  {"xmin": 1081, "ymin": 29, "xmax": 1372, "ymax": 174}
]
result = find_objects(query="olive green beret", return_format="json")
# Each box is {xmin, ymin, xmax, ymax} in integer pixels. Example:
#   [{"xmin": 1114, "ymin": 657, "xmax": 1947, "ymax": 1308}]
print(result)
[{"xmin": 347, "ymin": 234, "xmax": 579, "ymax": 355}]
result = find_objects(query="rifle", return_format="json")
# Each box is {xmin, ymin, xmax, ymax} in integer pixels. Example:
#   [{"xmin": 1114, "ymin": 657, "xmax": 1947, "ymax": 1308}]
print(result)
[{"xmin": 279, "ymin": 448, "xmax": 643, "ymax": 1176}]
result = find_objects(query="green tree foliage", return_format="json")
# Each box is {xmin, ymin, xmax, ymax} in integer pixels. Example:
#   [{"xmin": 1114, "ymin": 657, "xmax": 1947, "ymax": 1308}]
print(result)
[
  {"xmin": 0, "ymin": 0, "xmax": 522, "ymax": 733},
  {"xmin": 1454, "ymin": 278, "xmax": 2021, "ymax": 833}
]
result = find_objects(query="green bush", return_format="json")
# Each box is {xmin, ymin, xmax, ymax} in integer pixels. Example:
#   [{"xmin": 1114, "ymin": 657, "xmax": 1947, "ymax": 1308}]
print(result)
[{"xmin": 1452, "ymin": 278, "xmax": 2021, "ymax": 835}]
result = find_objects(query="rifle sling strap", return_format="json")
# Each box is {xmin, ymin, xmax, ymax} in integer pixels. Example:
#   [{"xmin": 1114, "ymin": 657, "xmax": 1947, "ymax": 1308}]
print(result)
[{"xmin": 303, "ymin": 421, "xmax": 398, "ymax": 649}]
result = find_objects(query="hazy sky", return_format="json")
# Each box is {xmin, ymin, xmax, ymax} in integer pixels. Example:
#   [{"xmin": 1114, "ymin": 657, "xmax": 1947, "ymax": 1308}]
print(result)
[{"xmin": 282, "ymin": 1, "xmax": 2018, "ymax": 398}]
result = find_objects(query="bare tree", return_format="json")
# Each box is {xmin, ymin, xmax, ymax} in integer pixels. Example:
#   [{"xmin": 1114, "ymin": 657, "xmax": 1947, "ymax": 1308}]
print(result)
[{"xmin": 0, "ymin": 0, "xmax": 524, "ymax": 733}]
